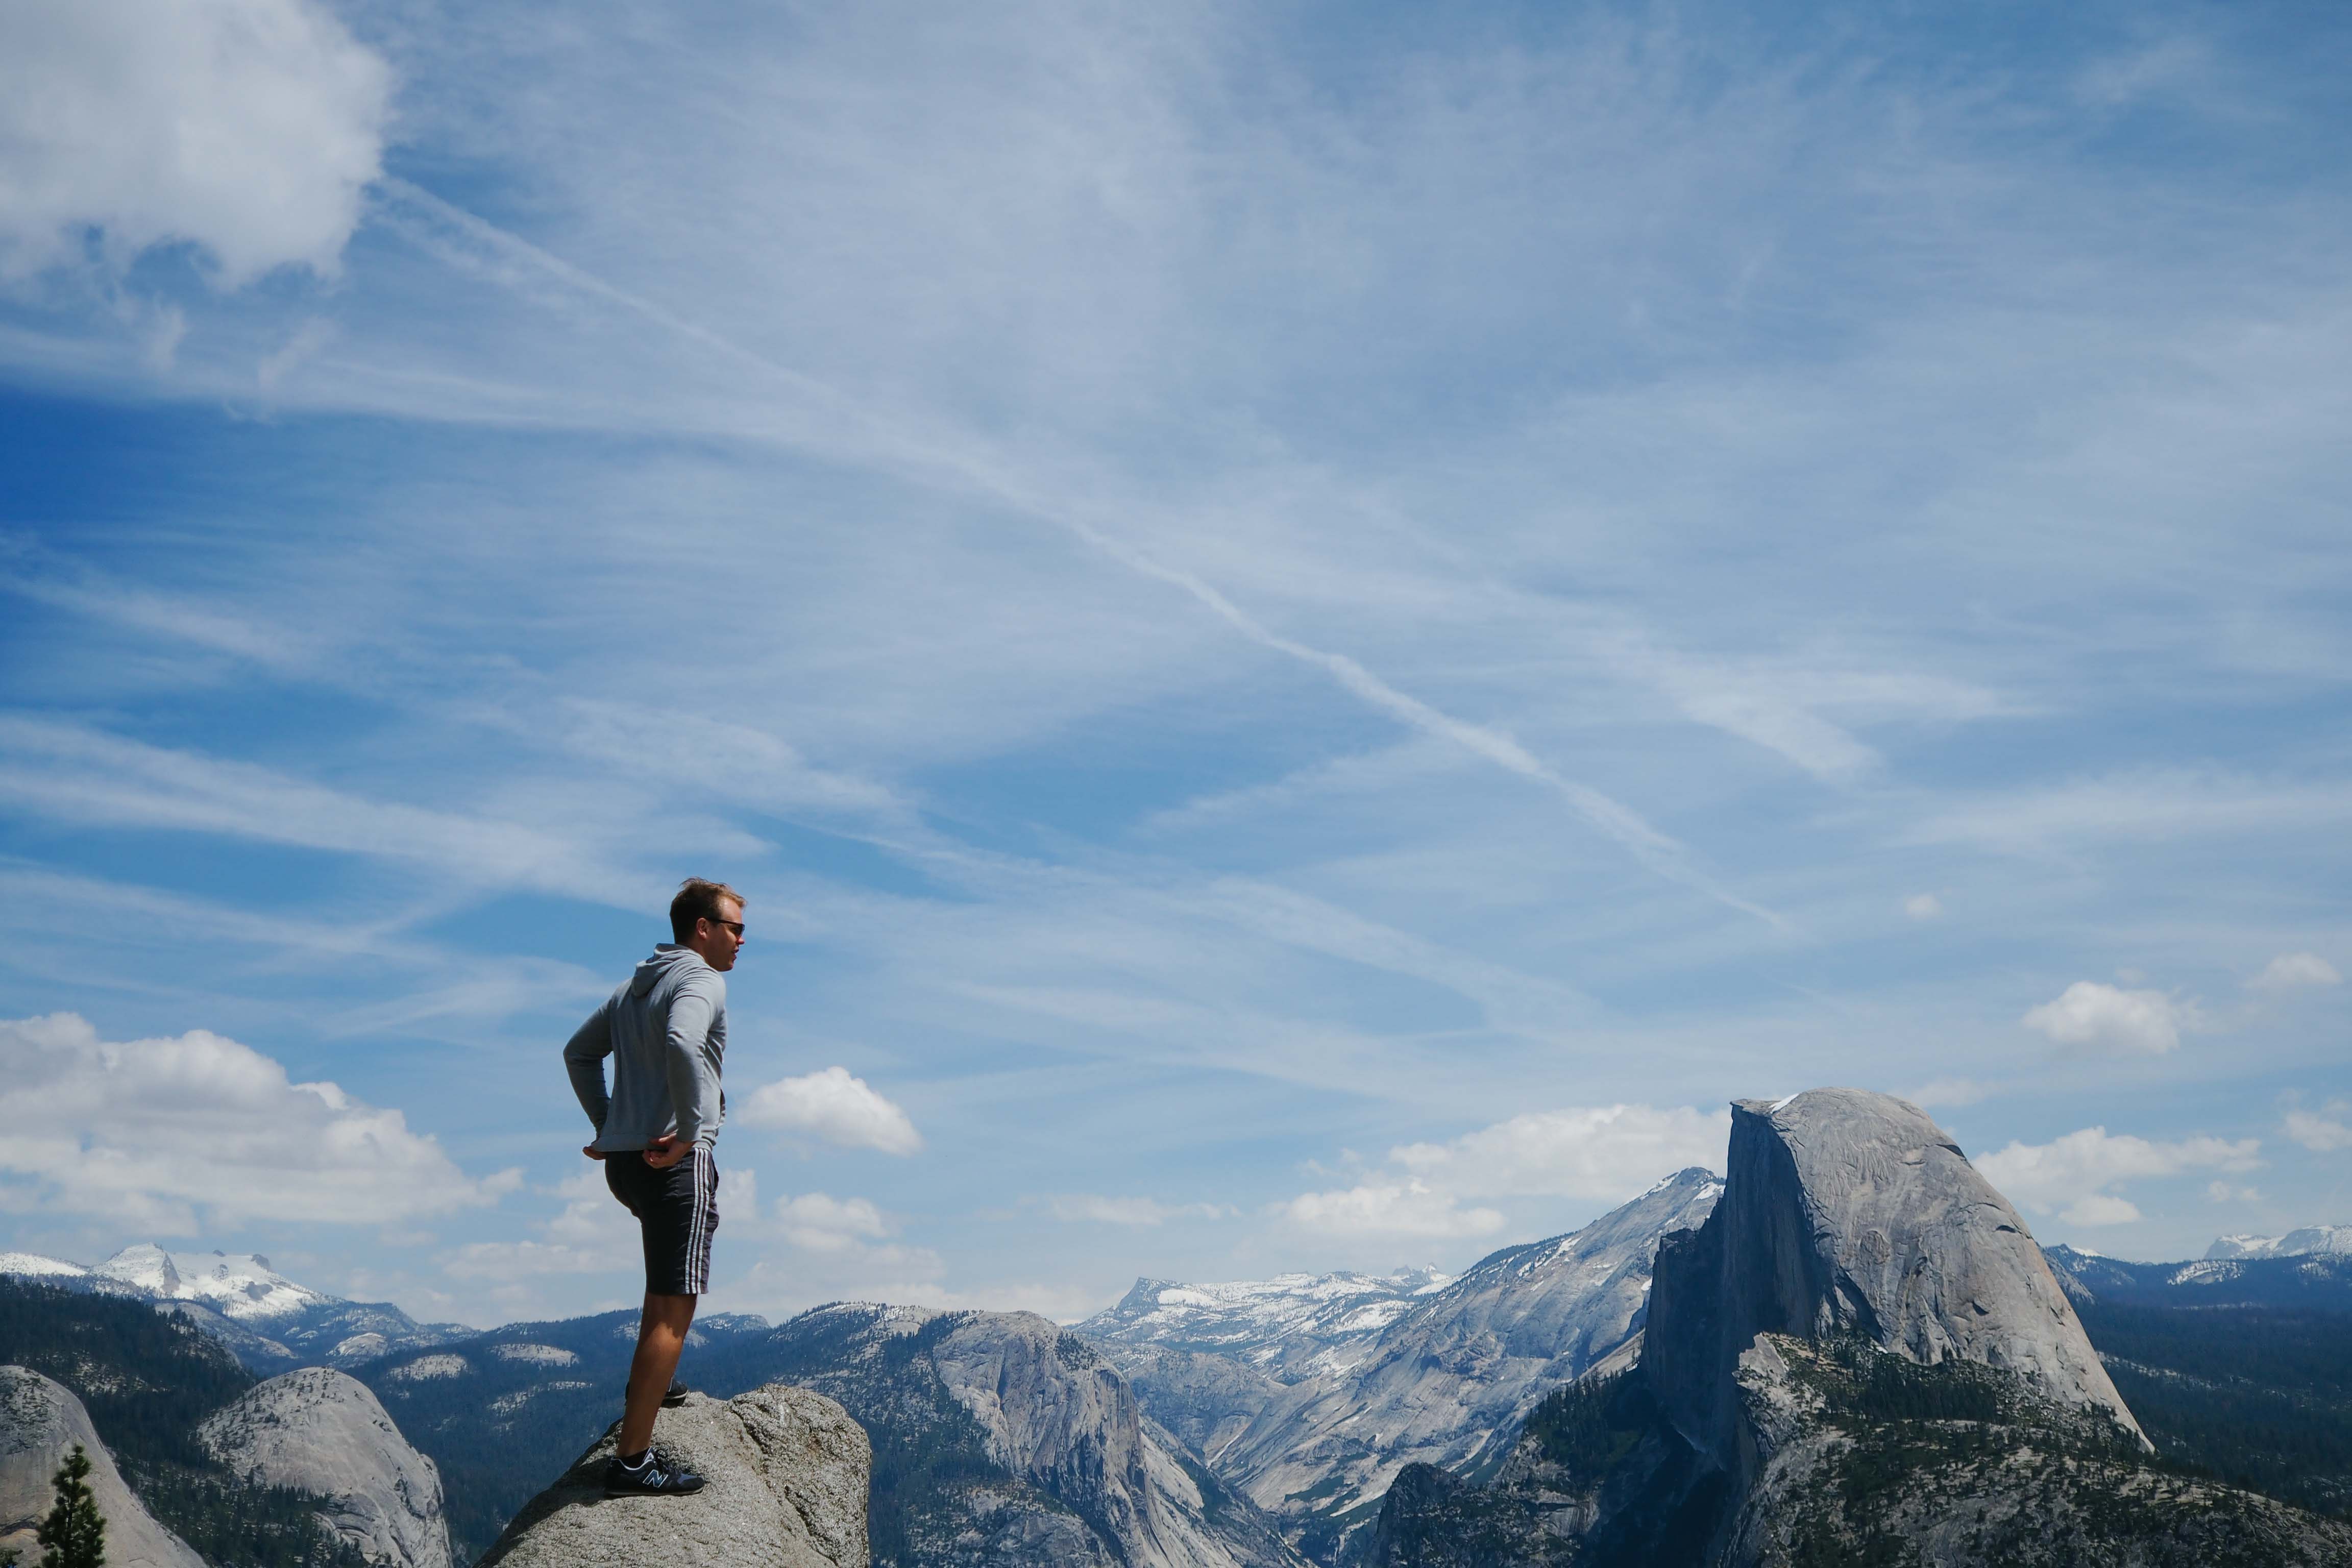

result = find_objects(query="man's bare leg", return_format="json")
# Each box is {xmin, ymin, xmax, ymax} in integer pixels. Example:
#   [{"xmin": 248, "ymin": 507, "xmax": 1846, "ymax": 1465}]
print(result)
[{"xmin": 619, "ymin": 1291, "xmax": 697, "ymax": 1458}]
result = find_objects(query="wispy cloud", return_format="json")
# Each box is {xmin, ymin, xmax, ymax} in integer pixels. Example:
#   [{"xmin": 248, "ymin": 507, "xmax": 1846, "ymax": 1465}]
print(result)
[
  {"xmin": 1045, "ymin": 1194, "xmax": 1227, "ymax": 1227},
  {"xmin": 372, "ymin": 170, "xmax": 1784, "ymax": 925},
  {"xmin": 2, "ymin": 0, "xmax": 2348, "ymax": 1314},
  {"xmin": 1976, "ymin": 1127, "xmax": 2262, "ymax": 1228},
  {"xmin": 1906, "ymin": 771, "xmax": 2352, "ymax": 855},
  {"xmin": 1281, "ymin": 1179, "xmax": 1505, "ymax": 1239},
  {"xmin": 2249, "ymin": 952, "xmax": 2341, "ymax": 994},
  {"xmin": 0, "ymin": 714, "xmax": 670, "ymax": 905}
]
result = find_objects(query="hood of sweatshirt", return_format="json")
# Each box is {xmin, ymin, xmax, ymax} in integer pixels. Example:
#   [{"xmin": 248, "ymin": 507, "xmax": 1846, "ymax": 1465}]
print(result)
[{"xmin": 630, "ymin": 944, "xmax": 709, "ymax": 997}]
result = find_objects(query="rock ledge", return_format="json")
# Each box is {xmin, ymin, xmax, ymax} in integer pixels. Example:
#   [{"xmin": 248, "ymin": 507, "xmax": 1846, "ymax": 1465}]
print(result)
[{"xmin": 476, "ymin": 1382, "xmax": 869, "ymax": 1568}]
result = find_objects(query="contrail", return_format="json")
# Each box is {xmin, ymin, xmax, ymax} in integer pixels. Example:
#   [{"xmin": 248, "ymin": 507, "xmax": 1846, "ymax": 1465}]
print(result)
[{"xmin": 372, "ymin": 178, "xmax": 1781, "ymax": 925}]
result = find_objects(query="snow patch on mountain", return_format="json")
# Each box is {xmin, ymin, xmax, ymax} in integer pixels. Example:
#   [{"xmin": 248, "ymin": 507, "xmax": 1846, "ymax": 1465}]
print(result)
[
  {"xmin": 1207, "ymin": 1168, "xmax": 1724, "ymax": 1546},
  {"xmin": 92, "ymin": 1243, "xmax": 332, "ymax": 1321},
  {"xmin": 1081, "ymin": 1266, "xmax": 1454, "ymax": 1381},
  {"xmin": 387, "ymin": 1354, "xmax": 471, "ymax": 1381},
  {"xmin": 2207, "ymin": 1223, "xmax": 2352, "ymax": 1260}
]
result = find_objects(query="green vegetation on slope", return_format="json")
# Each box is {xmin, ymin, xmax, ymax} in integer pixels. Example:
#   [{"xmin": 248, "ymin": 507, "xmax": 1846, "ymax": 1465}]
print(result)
[
  {"xmin": 350, "ymin": 1310, "xmax": 639, "ymax": 1559},
  {"xmin": 2077, "ymin": 1301, "xmax": 2352, "ymax": 1520},
  {"xmin": 0, "ymin": 1280, "xmax": 366, "ymax": 1568}
]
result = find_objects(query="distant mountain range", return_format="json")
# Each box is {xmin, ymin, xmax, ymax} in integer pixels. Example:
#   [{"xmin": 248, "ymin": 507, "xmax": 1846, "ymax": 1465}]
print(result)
[
  {"xmin": 1083, "ymin": 1266, "xmax": 1454, "ymax": 1381},
  {"xmin": 9, "ymin": 1196, "xmax": 2352, "ymax": 1566},
  {"xmin": 1, "ymin": 1273, "xmax": 442, "ymax": 1567},
  {"xmin": 0, "ymin": 1244, "xmax": 470, "ymax": 1372},
  {"xmin": 2207, "ymin": 1223, "xmax": 2352, "ymax": 1260},
  {"xmin": 1079, "ymin": 1170, "xmax": 1724, "ymax": 1560}
]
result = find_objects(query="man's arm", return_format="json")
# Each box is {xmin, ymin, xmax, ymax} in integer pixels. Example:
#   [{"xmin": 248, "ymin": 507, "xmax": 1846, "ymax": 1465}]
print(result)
[
  {"xmin": 662, "ymin": 973, "xmax": 726, "ymax": 1149},
  {"xmin": 562, "ymin": 1002, "xmax": 616, "ymax": 1134}
]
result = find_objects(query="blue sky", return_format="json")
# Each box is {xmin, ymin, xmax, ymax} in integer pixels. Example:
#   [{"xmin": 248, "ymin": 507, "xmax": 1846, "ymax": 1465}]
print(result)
[{"xmin": 1, "ymin": 0, "xmax": 2347, "ymax": 1327}]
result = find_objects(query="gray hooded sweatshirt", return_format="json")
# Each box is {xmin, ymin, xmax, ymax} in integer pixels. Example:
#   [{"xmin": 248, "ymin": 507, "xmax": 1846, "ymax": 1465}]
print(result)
[{"xmin": 564, "ymin": 945, "xmax": 727, "ymax": 1152}]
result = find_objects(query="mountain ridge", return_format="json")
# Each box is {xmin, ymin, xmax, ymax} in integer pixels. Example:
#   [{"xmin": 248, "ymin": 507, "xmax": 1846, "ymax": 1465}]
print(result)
[
  {"xmin": 1089, "ymin": 1168, "xmax": 1724, "ymax": 1561},
  {"xmin": 1, "ymin": 1244, "xmax": 473, "ymax": 1373},
  {"xmin": 1367, "ymin": 1089, "xmax": 2352, "ymax": 1568},
  {"xmin": 2208, "ymin": 1223, "xmax": 2352, "ymax": 1261}
]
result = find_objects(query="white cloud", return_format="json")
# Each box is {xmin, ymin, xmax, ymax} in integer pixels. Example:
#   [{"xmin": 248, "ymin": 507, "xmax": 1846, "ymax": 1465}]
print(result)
[
  {"xmin": 2250, "ymin": 952, "xmax": 2342, "ymax": 993},
  {"xmin": 0, "ymin": 0, "xmax": 389, "ymax": 285},
  {"xmin": 1975, "ymin": 1125, "xmax": 2261, "ymax": 1225},
  {"xmin": 1388, "ymin": 1104, "xmax": 1728, "ymax": 1200},
  {"xmin": 737, "ymin": 1066, "xmax": 922, "ymax": 1156},
  {"xmin": 2283, "ymin": 1105, "xmax": 2352, "ymax": 1154},
  {"xmin": 1281, "ymin": 1178, "xmax": 1504, "ymax": 1238},
  {"xmin": 1905, "ymin": 1077, "xmax": 1992, "ymax": 1109},
  {"xmin": 2021, "ymin": 981, "xmax": 2194, "ymax": 1055},
  {"xmin": 1280, "ymin": 1102, "xmax": 1723, "ymax": 1239},
  {"xmin": 446, "ymin": 1166, "xmax": 902, "ymax": 1283},
  {"xmin": 773, "ymin": 1191, "xmax": 892, "ymax": 1252},
  {"xmin": 2207, "ymin": 1181, "xmax": 2260, "ymax": 1204},
  {"xmin": 0, "ymin": 1012, "xmax": 517, "ymax": 1232},
  {"xmin": 442, "ymin": 1166, "xmax": 637, "ymax": 1281},
  {"xmin": 2061, "ymin": 1193, "xmax": 2142, "ymax": 1226},
  {"xmin": 1903, "ymin": 893, "xmax": 1942, "ymax": 921},
  {"xmin": 1045, "ymin": 1195, "xmax": 1226, "ymax": 1227}
]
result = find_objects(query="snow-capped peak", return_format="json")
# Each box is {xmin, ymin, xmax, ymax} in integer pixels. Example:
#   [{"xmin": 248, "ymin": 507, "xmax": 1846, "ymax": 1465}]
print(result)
[
  {"xmin": 0, "ymin": 1251, "xmax": 91, "ymax": 1280},
  {"xmin": 2205, "ymin": 1223, "xmax": 2352, "ymax": 1261},
  {"xmin": 1082, "ymin": 1264, "xmax": 1458, "ymax": 1377},
  {"xmin": 91, "ymin": 1243, "xmax": 331, "ymax": 1321}
]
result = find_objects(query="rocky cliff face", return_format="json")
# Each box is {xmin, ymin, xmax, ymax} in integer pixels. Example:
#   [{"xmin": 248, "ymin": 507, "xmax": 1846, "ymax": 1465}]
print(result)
[
  {"xmin": 1201, "ymin": 1168, "xmax": 1720, "ymax": 1557},
  {"xmin": 198, "ymin": 1365, "xmax": 452, "ymax": 1568},
  {"xmin": 476, "ymin": 1384, "xmax": 869, "ymax": 1568},
  {"xmin": 1369, "ymin": 1089, "xmax": 2352, "ymax": 1568},
  {"xmin": 1645, "ymin": 1089, "xmax": 2136, "ymax": 1476},
  {"xmin": 935, "ymin": 1312, "xmax": 1305, "ymax": 1568},
  {"xmin": 0, "ymin": 1365, "xmax": 206, "ymax": 1568},
  {"xmin": 1090, "ymin": 1342, "xmax": 1286, "ymax": 1466},
  {"xmin": 346, "ymin": 1309, "xmax": 777, "ymax": 1558},
  {"xmin": 697, "ymin": 1303, "xmax": 1306, "ymax": 1568}
]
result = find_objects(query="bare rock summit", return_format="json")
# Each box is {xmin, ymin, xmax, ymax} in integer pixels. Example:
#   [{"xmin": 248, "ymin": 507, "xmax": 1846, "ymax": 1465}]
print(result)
[
  {"xmin": 197, "ymin": 1364, "xmax": 452, "ymax": 1568},
  {"xmin": 476, "ymin": 1382, "xmax": 870, "ymax": 1568},
  {"xmin": 1646, "ymin": 1087, "xmax": 2138, "ymax": 1471},
  {"xmin": 0, "ymin": 1365, "xmax": 206, "ymax": 1568}
]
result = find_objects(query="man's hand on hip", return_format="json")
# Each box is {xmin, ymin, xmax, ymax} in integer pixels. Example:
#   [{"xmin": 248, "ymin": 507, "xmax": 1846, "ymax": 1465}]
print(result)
[
  {"xmin": 643, "ymin": 1134, "xmax": 692, "ymax": 1170},
  {"xmin": 582, "ymin": 1144, "xmax": 607, "ymax": 1161}
]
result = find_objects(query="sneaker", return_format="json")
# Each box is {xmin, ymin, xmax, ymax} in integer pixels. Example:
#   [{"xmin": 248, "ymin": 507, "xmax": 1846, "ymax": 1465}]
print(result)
[
  {"xmin": 662, "ymin": 1380, "xmax": 692, "ymax": 1407},
  {"xmin": 603, "ymin": 1450, "xmax": 707, "ymax": 1498}
]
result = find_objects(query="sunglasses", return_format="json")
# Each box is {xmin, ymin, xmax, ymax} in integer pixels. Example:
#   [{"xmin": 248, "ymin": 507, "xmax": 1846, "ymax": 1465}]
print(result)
[{"xmin": 705, "ymin": 918, "xmax": 745, "ymax": 937}]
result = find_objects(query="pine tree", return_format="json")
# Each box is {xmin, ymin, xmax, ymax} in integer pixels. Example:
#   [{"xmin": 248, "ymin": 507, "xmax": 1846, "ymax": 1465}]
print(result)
[{"xmin": 36, "ymin": 1444, "xmax": 105, "ymax": 1568}]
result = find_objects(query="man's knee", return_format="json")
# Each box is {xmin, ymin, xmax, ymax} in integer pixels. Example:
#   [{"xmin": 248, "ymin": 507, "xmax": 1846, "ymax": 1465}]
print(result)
[{"xmin": 642, "ymin": 1292, "xmax": 697, "ymax": 1331}]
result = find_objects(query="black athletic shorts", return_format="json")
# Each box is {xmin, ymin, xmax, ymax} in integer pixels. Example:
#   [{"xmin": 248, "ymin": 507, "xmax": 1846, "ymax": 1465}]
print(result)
[{"xmin": 605, "ymin": 1145, "xmax": 719, "ymax": 1296}]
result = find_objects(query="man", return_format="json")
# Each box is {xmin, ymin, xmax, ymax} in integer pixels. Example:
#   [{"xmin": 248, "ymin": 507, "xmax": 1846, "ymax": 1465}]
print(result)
[{"xmin": 564, "ymin": 876, "xmax": 746, "ymax": 1497}]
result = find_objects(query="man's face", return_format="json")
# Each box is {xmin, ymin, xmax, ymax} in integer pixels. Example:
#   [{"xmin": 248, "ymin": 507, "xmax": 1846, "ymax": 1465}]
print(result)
[{"xmin": 690, "ymin": 897, "xmax": 746, "ymax": 972}]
